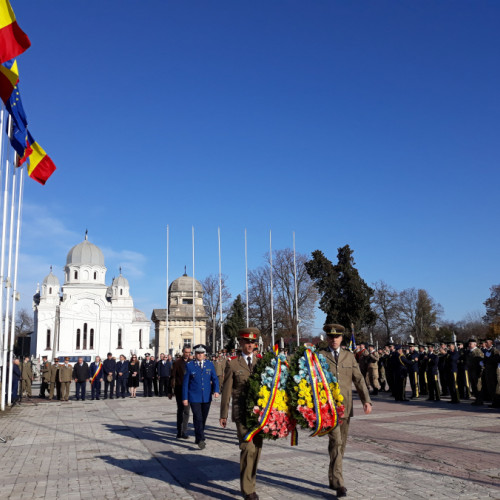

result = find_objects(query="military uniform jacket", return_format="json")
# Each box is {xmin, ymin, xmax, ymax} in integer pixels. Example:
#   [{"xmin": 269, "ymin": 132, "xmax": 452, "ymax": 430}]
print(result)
[
  {"xmin": 425, "ymin": 353, "xmax": 439, "ymax": 375},
  {"xmin": 220, "ymin": 355, "xmax": 259, "ymax": 422},
  {"xmin": 21, "ymin": 362, "xmax": 32, "ymax": 381},
  {"xmin": 140, "ymin": 360, "xmax": 156, "ymax": 379},
  {"xmin": 406, "ymin": 351, "xmax": 419, "ymax": 373},
  {"xmin": 445, "ymin": 350, "xmax": 459, "ymax": 373},
  {"xmin": 41, "ymin": 361, "xmax": 51, "ymax": 382},
  {"xmin": 214, "ymin": 359, "xmax": 226, "ymax": 377},
  {"xmin": 59, "ymin": 364, "xmax": 73, "ymax": 383},
  {"xmin": 465, "ymin": 347, "xmax": 484, "ymax": 376},
  {"xmin": 320, "ymin": 348, "xmax": 372, "ymax": 418},
  {"xmin": 49, "ymin": 364, "xmax": 60, "ymax": 383},
  {"xmin": 182, "ymin": 360, "xmax": 219, "ymax": 403},
  {"xmin": 366, "ymin": 351, "xmax": 379, "ymax": 370},
  {"xmin": 484, "ymin": 347, "xmax": 499, "ymax": 373}
]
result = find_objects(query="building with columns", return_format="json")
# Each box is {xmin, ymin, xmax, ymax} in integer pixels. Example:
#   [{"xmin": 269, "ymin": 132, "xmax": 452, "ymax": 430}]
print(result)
[
  {"xmin": 32, "ymin": 234, "xmax": 150, "ymax": 361},
  {"xmin": 152, "ymin": 273, "xmax": 207, "ymax": 356}
]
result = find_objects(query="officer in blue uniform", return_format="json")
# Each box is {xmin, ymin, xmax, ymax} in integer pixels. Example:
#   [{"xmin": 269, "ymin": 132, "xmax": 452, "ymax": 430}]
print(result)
[
  {"xmin": 406, "ymin": 343, "xmax": 420, "ymax": 399},
  {"xmin": 182, "ymin": 344, "xmax": 220, "ymax": 449},
  {"xmin": 392, "ymin": 345, "xmax": 413, "ymax": 401},
  {"xmin": 425, "ymin": 344, "xmax": 441, "ymax": 401},
  {"xmin": 445, "ymin": 343, "xmax": 460, "ymax": 404}
]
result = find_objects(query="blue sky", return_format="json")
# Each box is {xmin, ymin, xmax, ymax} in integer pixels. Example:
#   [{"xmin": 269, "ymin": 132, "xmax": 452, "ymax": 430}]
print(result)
[{"xmin": 10, "ymin": 0, "xmax": 500, "ymax": 335}]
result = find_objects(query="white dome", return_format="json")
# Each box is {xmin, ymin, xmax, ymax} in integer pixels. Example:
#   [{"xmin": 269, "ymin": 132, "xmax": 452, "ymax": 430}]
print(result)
[
  {"xmin": 170, "ymin": 274, "xmax": 203, "ymax": 293},
  {"xmin": 66, "ymin": 237, "xmax": 104, "ymax": 267},
  {"xmin": 112, "ymin": 274, "xmax": 129, "ymax": 288},
  {"xmin": 43, "ymin": 270, "xmax": 59, "ymax": 287}
]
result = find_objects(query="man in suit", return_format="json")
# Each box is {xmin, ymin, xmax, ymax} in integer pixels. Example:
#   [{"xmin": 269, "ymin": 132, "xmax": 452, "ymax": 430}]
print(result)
[
  {"xmin": 39, "ymin": 356, "xmax": 50, "ymax": 398},
  {"xmin": 59, "ymin": 357, "xmax": 73, "ymax": 401},
  {"xmin": 170, "ymin": 346, "xmax": 192, "ymax": 439},
  {"xmin": 89, "ymin": 356, "xmax": 103, "ymax": 400},
  {"xmin": 102, "ymin": 352, "xmax": 116, "ymax": 400},
  {"xmin": 320, "ymin": 324, "xmax": 372, "ymax": 498},
  {"xmin": 220, "ymin": 328, "xmax": 262, "ymax": 500},
  {"xmin": 73, "ymin": 357, "xmax": 90, "ymax": 401},
  {"xmin": 182, "ymin": 344, "xmax": 219, "ymax": 449},
  {"xmin": 115, "ymin": 354, "xmax": 129, "ymax": 399},
  {"xmin": 157, "ymin": 353, "xmax": 172, "ymax": 397},
  {"xmin": 140, "ymin": 353, "xmax": 156, "ymax": 397}
]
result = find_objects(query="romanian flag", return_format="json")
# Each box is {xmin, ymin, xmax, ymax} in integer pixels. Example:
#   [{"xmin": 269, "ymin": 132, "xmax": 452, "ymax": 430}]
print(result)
[
  {"xmin": 0, "ymin": 58, "xmax": 18, "ymax": 103},
  {"xmin": 23, "ymin": 132, "xmax": 56, "ymax": 185},
  {"xmin": 0, "ymin": 1, "xmax": 31, "ymax": 64}
]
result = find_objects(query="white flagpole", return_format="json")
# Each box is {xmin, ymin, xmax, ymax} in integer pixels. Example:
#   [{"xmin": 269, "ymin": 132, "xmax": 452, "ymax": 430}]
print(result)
[
  {"xmin": 245, "ymin": 228, "xmax": 249, "ymax": 328},
  {"xmin": 0, "ymin": 115, "xmax": 12, "ymax": 411},
  {"xmin": 165, "ymin": 225, "xmax": 169, "ymax": 356},
  {"xmin": 269, "ymin": 230, "xmax": 275, "ymax": 348},
  {"xmin": 293, "ymin": 231, "xmax": 300, "ymax": 348},
  {"xmin": 8, "ymin": 164, "xmax": 23, "ymax": 406},
  {"xmin": 0, "ymin": 108, "xmax": 4, "ymax": 372},
  {"xmin": 218, "ymin": 227, "xmax": 223, "ymax": 351},
  {"xmin": 192, "ymin": 226, "xmax": 196, "ymax": 347}
]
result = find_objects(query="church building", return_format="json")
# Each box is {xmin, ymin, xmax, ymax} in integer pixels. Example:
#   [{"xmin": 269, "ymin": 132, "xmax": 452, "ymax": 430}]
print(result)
[
  {"xmin": 32, "ymin": 234, "xmax": 150, "ymax": 361},
  {"xmin": 152, "ymin": 273, "xmax": 207, "ymax": 356}
]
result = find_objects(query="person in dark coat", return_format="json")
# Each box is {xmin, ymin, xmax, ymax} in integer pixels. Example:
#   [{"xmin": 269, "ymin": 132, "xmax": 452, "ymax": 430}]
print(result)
[
  {"xmin": 391, "ymin": 345, "xmax": 412, "ymax": 401},
  {"xmin": 406, "ymin": 344, "xmax": 420, "ymax": 398},
  {"xmin": 128, "ymin": 355, "xmax": 140, "ymax": 397},
  {"xmin": 140, "ymin": 353, "xmax": 156, "ymax": 397},
  {"xmin": 157, "ymin": 354, "xmax": 172, "ymax": 397},
  {"xmin": 425, "ymin": 344, "xmax": 441, "ymax": 401},
  {"xmin": 445, "ymin": 343, "xmax": 460, "ymax": 403},
  {"xmin": 89, "ymin": 356, "xmax": 103, "ymax": 400},
  {"xmin": 10, "ymin": 358, "xmax": 21, "ymax": 404},
  {"xmin": 102, "ymin": 352, "xmax": 116, "ymax": 399},
  {"xmin": 116, "ymin": 354, "xmax": 129, "ymax": 399},
  {"xmin": 72, "ymin": 357, "xmax": 90, "ymax": 401},
  {"xmin": 170, "ymin": 347, "xmax": 191, "ymax": 438}
]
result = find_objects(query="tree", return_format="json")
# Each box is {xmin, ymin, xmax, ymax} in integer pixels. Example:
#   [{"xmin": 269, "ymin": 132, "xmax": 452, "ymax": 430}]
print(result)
[
  {"xmin": 201, "ymin": 274, "xmax": 231, "ymax": 351},
  {"xmin": 305, "ymin": 245, "xmax": 375, "ymax": 332},
  {"xmin": 483, "ymin": 285, "xmax": 500, "ymax": 327},
  {"xmin": 396, "ymin": 288, "xmax": 443, "ymax": 343},
  {"xmin": 224, "ymin": 295, "xmax": 246, "ymax": 349},
  {"xmin": 247, "ymin": 248, "xmax": 318, "ymax": 348},
  {"xmin": 15, "ymin": 308, "xmax": 33, "ymax": 337},
  {"xmin": 371, "ymin": 281, "xmax": 399, "ymax": 341}
]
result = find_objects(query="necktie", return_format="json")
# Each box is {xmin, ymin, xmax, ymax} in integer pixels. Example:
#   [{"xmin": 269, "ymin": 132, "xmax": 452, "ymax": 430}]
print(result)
[
  {"xmin": 247, "ymin": 356, "xmax": 252, "ymax": 371},
  {"xmin": 334, "ymin": 350, "xmax": 339, "ymax": 364}
]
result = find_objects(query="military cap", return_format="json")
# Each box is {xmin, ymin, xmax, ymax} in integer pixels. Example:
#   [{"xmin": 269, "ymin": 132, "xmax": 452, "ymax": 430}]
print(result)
[
  {"xmin": 427, "ymin": 343, "xmax": 435, "ymax": 348},
  {"xmin": 64, "ymin": 356, "xmax": 70, "ymax": 361},
  {"xmin": 145, "ymin": 353, "xmax": 150, "ymax": 356},
  {"xmin": 323, "ymin": 324, "xmax": 345, "ymax": 336},
  {"xmin": 368, "ymin": 344, "xmax": 374, "ymax": 348},
  {"xmin": 193, "ymin": 344, "xmax": 207, "ymax": 354},
  {"xmin": 42, "ymin": 355, "xmax": 48, "ymax": 359},
  {"xmin": 54, "ymin": 357, "xmax": 59, "ymax": 362},
  {"xmin": 239, "ymin": 327, "xmax": 260, "ymax": 341},
  {"xmin": 457, "ymin": 340, "xmax": 464, "ymax": 345},
  {"xmin": 418, "ymin": 344, "xmax": 425, "ymax": 348},
  {"xmin": 467, "ymin": 338, "xmax": 477, "ymax": 344},
  {"xmin": 394, "ymin": 344, "xmax": 402, "ymax": 350},
  {"xmin": 408, "ymin": 343, "xmax": 416, "ymax": 347}
]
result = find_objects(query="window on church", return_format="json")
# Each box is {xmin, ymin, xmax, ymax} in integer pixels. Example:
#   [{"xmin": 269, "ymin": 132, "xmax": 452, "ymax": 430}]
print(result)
[
  {"xmin": 94, "ymin": 272, "xmax": 97, "ymax": 280},
  {"xmin": 49, "ymin": 287, "xmax": 52, "ymax": 294},
  {"xmin": 182, "ymin": 299, "xmax": 193, "ymax": 305},
  {"xmin": 183, "ymin": 338, "xmax": 192, "ymax": 349},
  {"xmin": 83, "ymin": 323, "xmax": 88, "ymax": 350},
  {"xmin": 120, "ymin": 289, "xmax": 123, "ymax": 296},
  {"xmin": 46, "ymin": 329, "xmax": 51, "ymax": 350},
  {"xmin": 139, "ymin": 329, "xmax": 142, "ymax": 349},
  {"xmin": 76, "ymin": 329, "xmax": 81, "ymax": 350},
  {"xmin": 74, "ymin": 270, "xmax": 78, "ymax": 279},
  {"xmin": 118, "ymin": 328, "xmax": 122, "ymax": 349},
  {"xmin": 89, "ymin": 329, "xmax": 94, "ymax": 349}
]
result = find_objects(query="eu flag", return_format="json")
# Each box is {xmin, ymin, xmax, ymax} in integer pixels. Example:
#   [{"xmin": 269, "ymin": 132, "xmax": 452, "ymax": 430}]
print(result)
[{"xmin": 6, "ymin": 83, "xmax": 28, "ymax": 157}]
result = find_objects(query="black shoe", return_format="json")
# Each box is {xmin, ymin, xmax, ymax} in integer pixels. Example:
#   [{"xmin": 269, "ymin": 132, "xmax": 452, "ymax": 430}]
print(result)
[
  {"xmin": 471, "ymin": 401, "xmax": 483, "ymax": 406},
  {"xmin": 110, "ymin": 396, "xmax": 114, "ymax": 400},
  {"xmin": 103, "ymin": 395, "xmax": 107, "ymax": 399},
  {"xmin": 181, "ymin": 433, "xmax": 188, "ymax": 439},
  {"xmin": 198, "ymin": 440, "xmax": 206, "ymax": 450},
  {"xmin": 91, "ymin": 398, "xmax": 95, "ymax": 400},
  {"xmin": 337, "ymin": 487, "xmax": 347, "ymax": 497}
]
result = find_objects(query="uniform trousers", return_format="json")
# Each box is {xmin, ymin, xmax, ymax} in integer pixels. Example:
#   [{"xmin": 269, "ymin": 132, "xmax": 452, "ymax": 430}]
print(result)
[
  {"xmin": 116, "ymin": 378, "xmax": 127, "ymax": 398},
  {"xmin": 174, "ymin": 387, "xmax": 190, "ymax": 435},
  {"xmin": 236, "ymin": 421, "xmax": 263, "ymax": 496},
  {"xmin": 49, "ymin": 381, "xmax": 61, "ymax": 400},
  {"xmin": 91, "ymin": 381, "xmax": 101, "ymax": 399},
  {"xmin": 328, "ymin": 418, "xmax": 351, "ymax": 489},
  {"xmin": 447, "ymin": 371, "xmax": 460, "ymax": 403},
  {"xmin": 190, "ymin": 402, "xmax": 211, "ymax": 443},
  {"xmin": 427, "ymin": 373, "xmax": 440, "ymax": 401},
  {"xmin": 365, "ymin": 368, "xmax": 380, "ymax": 391},
  {"xmin": 153, "ymin": 377, "xmax": 159, "ymax": 396},
  {"xmin": 159, "ymin": 376, "xmax": 170, "ymax": 396},
  {"xmin": 419, "ymin": 369, "xmax": 428, "ymax": 395},
  {"xmin": 75, "ymin": 381, "xmax": 86, "ymax": 400},
  {"xmin": 40, "ymin": 380, "xmax": 49, "ymax": 397},
  {"xmin": 21, "ymin": 379, "xmax": 32, "ymax": 397},
  {"xmin": 408, "ymin": 370, "xmax": 419, "ymax": 398},
  {"xmin": 143, "ymin": 377, "xmax": 153, "ymax": 397},
  {"xmin": 60, "ymin": 382, "xmax": 71, "ymax": 401}
]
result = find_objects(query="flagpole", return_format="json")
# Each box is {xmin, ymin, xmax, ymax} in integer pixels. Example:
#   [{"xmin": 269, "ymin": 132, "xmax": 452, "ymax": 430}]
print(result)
[
  {"xmin": 245, "ymin": 228, "xmax": 249, "ymax": 328},
  {"xmin": 0, "ymin": 115, "xmax": 12, "ymax": 411},
  {"xmin": 7, "ymin": 164, "xmax": 23, "ymax": 406},
  {"xmin": 0, "ymin": 108, "xmax": 4, "ymax": 373},
  {"xmin": 218, "ymin": 227, "xmax": 223, "ymax": 352},
  {"xmin": 192, "ymin": 226, "xmax": 196, "ymax": 347},
  {"xmin": 293, "ymin": 231, "xmax": 300, "ymax": 348},
  {"xmin": 269, "ymin": 230, "xmax": 275, "ymax": 348},
  {"xmin": 165, "ymin": 225, "xmax": 169, "ymax": 356}
]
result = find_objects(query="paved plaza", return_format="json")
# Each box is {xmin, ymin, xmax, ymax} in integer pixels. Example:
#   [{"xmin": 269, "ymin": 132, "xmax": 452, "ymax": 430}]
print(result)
[{"xmin": 0, "ymin": 386, "xmax": 499, "ymax": 500}]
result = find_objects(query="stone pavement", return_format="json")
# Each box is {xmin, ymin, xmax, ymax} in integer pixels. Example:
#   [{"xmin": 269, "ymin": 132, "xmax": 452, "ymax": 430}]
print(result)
[{"xmin": 0, "ymin": 385, "xmax": 499, "ymax": 500}]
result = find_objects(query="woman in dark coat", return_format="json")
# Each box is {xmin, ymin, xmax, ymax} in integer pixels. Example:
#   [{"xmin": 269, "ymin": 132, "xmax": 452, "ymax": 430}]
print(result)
[{"xmin": 128, "ymin": 355, "xmax": 140, "ymax": 398}]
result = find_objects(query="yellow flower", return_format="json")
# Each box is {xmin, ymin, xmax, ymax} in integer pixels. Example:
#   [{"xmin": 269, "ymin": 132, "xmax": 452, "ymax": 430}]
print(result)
[{"xmin": 307, "ymin": 402, "xmax": 314, "ymax": 409}]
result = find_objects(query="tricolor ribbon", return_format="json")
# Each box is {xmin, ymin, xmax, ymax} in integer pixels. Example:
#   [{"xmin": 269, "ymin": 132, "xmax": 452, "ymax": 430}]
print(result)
[
  {"xmin": 90, "ymin": 362, "xmax": 102, "ymax": 385},
  {"xmin": 244, "ymin": 357, "xmax": 282, "ymax": 442},
  {"xmin": 303, "ymin": 348, "xmax": 338, "ymax": 437}
]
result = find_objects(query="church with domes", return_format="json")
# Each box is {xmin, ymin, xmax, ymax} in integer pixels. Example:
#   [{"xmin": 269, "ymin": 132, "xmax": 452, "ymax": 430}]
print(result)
[{"xmin": 32, "ymin": 234, "xmax": 150, "ymax": 361}]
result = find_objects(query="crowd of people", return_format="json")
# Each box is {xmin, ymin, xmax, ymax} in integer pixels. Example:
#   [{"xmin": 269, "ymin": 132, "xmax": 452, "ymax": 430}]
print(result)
[{"xmin": 353, "ymin": 338, "xmax": 500, "ymax": 408}]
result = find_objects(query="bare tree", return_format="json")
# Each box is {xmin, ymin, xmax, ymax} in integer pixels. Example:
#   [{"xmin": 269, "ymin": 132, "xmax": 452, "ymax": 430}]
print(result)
[
  {"xmin": 371, "ymin": 281, "xmax": 399, "ymax": 341},
  {"xmin": 248, "ymin": 249, "xmax": 318, "ymax": 348},
  {"xmin": 201, "ymin": 274, "xmax": 231, "ymax": 350},
  {"xmin": 15, "ymin": 308, "xmax": 33, "ymax": 338}
]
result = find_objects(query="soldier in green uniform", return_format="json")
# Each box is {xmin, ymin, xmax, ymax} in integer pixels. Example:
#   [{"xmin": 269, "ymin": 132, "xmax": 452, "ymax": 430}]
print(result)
[
  {"xmin": 49, "ymin": 358, "xmax": 61, "ymax": 400},
  {"xmin": 39, "ymin": 356, "xmax": 50, "ymax": 398},
  {"xmin": 21, "ymin": 356, "xmax": 33, "ymax": 398},
  {"xmin": 220, "ymin": 328, "xmax": 262, "ymax": 500},
  {"xmin": 59, "ymin": 357, "xmax": 73, "ymax": 401}
]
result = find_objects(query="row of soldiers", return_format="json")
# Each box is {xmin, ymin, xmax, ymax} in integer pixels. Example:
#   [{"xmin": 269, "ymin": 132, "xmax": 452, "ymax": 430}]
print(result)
[{"xmin": 355, "ymin": 338, "xmax": 500, "ymax": 408}]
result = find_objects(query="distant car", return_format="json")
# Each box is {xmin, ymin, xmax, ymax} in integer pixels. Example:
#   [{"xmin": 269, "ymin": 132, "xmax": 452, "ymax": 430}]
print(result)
[{"xmin": 56, "ymin": 355, "xmax": 92, "ymax": 363}]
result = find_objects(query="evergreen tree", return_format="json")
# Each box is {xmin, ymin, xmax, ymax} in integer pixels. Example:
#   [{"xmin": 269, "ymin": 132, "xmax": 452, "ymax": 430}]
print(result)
[
  {"xmin": 305, "ymin": 245, "xmax": 375, "ymax": 331},
  {"xmin": 224, "ymin": 294, "xmax": 246, "ymax": 349}
]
